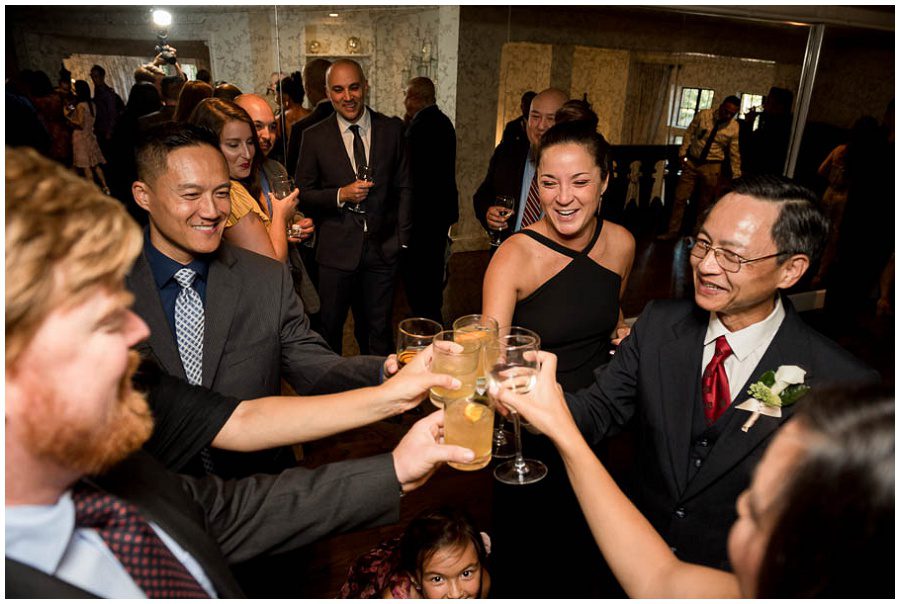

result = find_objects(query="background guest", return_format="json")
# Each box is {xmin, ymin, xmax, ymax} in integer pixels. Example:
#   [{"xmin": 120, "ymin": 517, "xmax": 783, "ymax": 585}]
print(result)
[
  {"xmin": 213, "ymin": 81, "xmax": 242, "ymax": 101},
  {"xmin": 65, "ymin": 79, "xmax": 110, "ymax": 194},
  {"xmin": 173, "ymin": 79, "xmax": 214, "ymax": 123}
]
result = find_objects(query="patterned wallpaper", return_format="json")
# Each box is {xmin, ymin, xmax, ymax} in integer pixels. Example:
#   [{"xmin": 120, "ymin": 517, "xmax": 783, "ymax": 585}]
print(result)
[
  {"xmin": 571, "ymin": 46, "xmax": 631, "ymax": 144},
  {"xmin": 497, "ymin": 43, "xmax": 552, "ymax": 144}
]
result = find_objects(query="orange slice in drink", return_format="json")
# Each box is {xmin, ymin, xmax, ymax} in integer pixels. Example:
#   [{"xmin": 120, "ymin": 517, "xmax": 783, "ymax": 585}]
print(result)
[{"xmin": 464, "ymin": 402, "xmax": 485, "ymax": 423}]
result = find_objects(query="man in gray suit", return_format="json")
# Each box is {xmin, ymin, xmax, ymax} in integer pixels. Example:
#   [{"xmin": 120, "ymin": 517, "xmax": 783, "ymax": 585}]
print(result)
[
  {"xmin": 127, "ymin": 123, "xmax": 394, "ymax": 477},
  {"xmin": 4, "ymin": 146, "xmax": 475, "ymax": 598}
]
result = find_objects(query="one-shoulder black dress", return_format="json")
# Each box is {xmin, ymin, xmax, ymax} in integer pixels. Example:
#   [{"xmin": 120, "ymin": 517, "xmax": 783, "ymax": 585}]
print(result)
[{"xmin": 511, "ymin": 220, "xmax": 621, "ymax": 390}]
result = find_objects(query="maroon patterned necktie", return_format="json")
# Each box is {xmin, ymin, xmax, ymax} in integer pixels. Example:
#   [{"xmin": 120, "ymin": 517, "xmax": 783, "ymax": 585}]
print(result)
[
  {"xmin": 72, "ymin": 483, "xmax": 209, "ymax": 598},
  {"xmin": 519, "ymin": 172, "xmax": 542, "ymax": 228},
  {"xmin": 702, "ymin": 335, "xmax": 733, "ymax": 425}
]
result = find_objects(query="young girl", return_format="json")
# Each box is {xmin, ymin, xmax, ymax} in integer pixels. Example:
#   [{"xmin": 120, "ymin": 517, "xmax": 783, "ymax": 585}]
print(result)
[
  {"xmin": 66, "ymin": 80, "xmax": 110, "ymax": 194},
  {"xmin": 340, "ymin": 508, "xmax": 491, "ymax": 599}
]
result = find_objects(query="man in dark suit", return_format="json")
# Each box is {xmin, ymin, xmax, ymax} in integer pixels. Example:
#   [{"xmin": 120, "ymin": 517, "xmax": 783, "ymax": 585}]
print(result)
[
  {"xmin": 137, "ymin": 74, "xmax": 183, "ymax": 131},
  {"xmin": 565, "ymin": 176, "xmax": 878, "ymax": 570},
  {"xmin": 499, "ymin": 89, "xmax": 536, "ymax": 146},
  {"xmin": 287, "ymin": 58, "xmax": 334, "ymax": 178},
  {"xmin": 296, "ymin": 59, "xmax": 412, "ymax": 355},
  {"xmin": 127, "ymin": 123, "xmax": 392, "ymax": 478},
  {"xmin": 473, "ymin": 87, "xmax": 566, "ymax": 246},
  {"xmin": 4, "ymin": 146, "xmax": 475, "ymax": 598},
  {"xmin": 400, "ymin": 76, "xmax": 458, "ymax": 323}
]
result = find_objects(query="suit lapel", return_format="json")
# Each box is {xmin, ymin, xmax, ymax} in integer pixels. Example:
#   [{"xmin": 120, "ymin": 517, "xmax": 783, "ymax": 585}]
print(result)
[
  {"xmin": 682, "ymin": 306, "xmax": 807, "ymax": 500},
  {"xmin": 201, "ymin": 246, "xmax": 240, "ymax": 389},
  {"xmin": 658, "ymin": 308, "xmax": 707, "ymax": 497},
  {"xmin": 128, "ymin": 252, "xmax": 185, "ymax": 380}
]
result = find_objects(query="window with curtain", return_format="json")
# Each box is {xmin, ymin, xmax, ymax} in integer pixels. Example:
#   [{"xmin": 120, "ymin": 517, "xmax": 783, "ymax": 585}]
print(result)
[{"xmin": 673, "ymin": 87, "xmax": 714, "ymax": 128}]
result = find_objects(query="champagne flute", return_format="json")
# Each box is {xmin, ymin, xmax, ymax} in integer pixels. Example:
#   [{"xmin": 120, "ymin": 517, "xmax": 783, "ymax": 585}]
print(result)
[
  {"xmin": 346, "ymin": 164, "xmax": 371, "ymax": 214},
  {"xmin": 397, "ymin": 317, "xmax": 443, "ymax": 369},
  {"xmin": 489, "ymin": 195, "xmax": 516, "ymax": 247},
  {"xmin": 486, "ymin": 327, "xmax": 546, "ymax": 485}
]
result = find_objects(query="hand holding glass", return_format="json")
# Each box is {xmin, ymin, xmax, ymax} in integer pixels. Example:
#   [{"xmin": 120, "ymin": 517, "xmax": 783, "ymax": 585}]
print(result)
[
  {"xmin": 429, "ymin": 330, "xmax": 480, "ymax": 408},
  {"xmin": 444, "ymin": 394, "xmax": 495, "ymax": 471},
  {"xmin": 397, "ymin": 318, "xmax": 443, "ymax": 369},
  {"xmin": 489, "ymin": 195, "xmax": 516, "ymax": 247}
]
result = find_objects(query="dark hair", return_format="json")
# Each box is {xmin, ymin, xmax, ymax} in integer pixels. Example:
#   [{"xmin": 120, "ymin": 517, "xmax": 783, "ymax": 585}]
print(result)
[
  {"xmin": 160, "ymin": 75, "xmax": 185, "ymax": 103},
  {"xmin": 730, "ymin": 175, "xmax": 829, "ymax": 265},
  {"xmin": 213, "ymin": 82, "xmax": 243, "ymax": 102},
  {"xmin": 135, "ymin": 122, "xmax": 220, "ymax": 184},
  {"xmin": 125, "ymin": 82, "xmax": 162, "ymax": 119},
  {"xmin": 723, "ymin": 95, "xmax": 741, "ymax": 107},
  {"xmin": 27, "ymin": 70, "xmax": 54, "ymax": 97},
  {"xmin": 174, "ymin": 80, "xmax": 214, "ymax": 122},
  {"xmin": 520, "ymin": 90, "xmax": 537, "ymax": 117},
  {"xmin": 188, "ymin": 97, "xmax": 262, "ymax": 196},
  {"xmin": 537, "ymin": 119, "xmax": 612, "ymax": 182},
  {"xmin": 757, "ymin": 386, "xmax": 894, "ymax": 597},
  {"xmin": 90, "ymin": 64, "xmax": 106, "ymax": 79},
  {"xmin": 195, "ymin": 68, "xmax": 212, "ymax": 84},
  {"xmin": 303, "ymin": 58, "xmax": 332, "ymax": 101},
  {"xmin": 74, "ymin": 80, "xmax": 94, "ymax": 116},
  {"xmin": 766, "ymin": 87, "xmax": 793, "ymax": 113},
  {"xmin": 398, "ymin": 508, "xmax": 487, "ymax": 583},
  {"xmin": 555, "ymin": 99, "xmax": 599, "ymax": 132},
  {"xmin": 279, "ymin": 71, "xmax": 305, "ymax": 106}
]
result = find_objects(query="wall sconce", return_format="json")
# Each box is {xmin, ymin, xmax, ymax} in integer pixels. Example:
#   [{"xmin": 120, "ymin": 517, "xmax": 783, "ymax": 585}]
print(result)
[{"xmin": 410, "ymin": 39, "xmax": 437, "ymax": 78}]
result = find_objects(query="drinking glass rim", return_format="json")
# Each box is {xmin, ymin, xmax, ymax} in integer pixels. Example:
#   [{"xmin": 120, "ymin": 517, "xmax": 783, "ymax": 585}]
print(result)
[
  {"xmin": 398, "ymin": 317, "xmax": 443, "ymax": 336},
  {"xmin": 484, "ymin": 333, "xmax": 539, "ymax": 353},
  {"xmin": 452, "ymin": 313, "xmax": 500, "ymax": 332},
  {"xmin": 434, "ymin": 329, "xmax": 483, "ymax": 354}
]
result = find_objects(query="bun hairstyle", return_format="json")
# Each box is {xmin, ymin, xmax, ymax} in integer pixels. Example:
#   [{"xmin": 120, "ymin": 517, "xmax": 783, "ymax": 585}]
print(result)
[
  {"xmin": 538, "ymin": 114, "xmax": 611, "ymax": 182},
  {"xmin": 555, "ymin": 99, "xmax": 599, "ymax": 132},
  {"xmin": 279, "ymin": 71, "xmax": 305, "ymax": 106}
]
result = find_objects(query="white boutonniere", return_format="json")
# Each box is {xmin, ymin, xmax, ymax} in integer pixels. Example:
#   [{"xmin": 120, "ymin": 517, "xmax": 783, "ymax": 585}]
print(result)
[{"xmin": 735, "ymin": 365, "xmax": 810, "ymax": 432}]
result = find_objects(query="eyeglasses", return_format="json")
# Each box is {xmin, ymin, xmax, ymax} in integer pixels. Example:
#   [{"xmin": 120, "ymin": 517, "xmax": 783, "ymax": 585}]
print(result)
[{"xmin": 688, "ymin": 238, "xmax": 789, "ymax": 273}]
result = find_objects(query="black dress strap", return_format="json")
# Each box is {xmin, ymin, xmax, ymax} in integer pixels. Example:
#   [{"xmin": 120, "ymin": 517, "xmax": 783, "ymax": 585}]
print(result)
[{"xmin": 517, "ymin": 219, "xmax": 603, "ymax": 258}]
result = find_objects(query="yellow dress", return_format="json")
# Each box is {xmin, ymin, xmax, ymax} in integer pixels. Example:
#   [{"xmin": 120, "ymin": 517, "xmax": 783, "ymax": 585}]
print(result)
[{"xmin": 226, "ymin": 180, "xmax": 270, "ymax": 229}]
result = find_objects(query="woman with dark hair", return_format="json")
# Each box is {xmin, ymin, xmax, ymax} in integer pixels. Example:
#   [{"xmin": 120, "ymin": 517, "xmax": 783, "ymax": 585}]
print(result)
[
  {"xmin": 277, "ymin": 71, "xmax": 310, "ymax": 143},
  {"xmin": 497, "ymin": 356, "xmax": 894, "ymax": 598},
  {"xmin": 555, "ymin": 98, "xmax": 599, "ymax": 131},
  {"xmin": 188, "ymin": 97, "xmax": 297, "ymax": 262},
  {"xmin": 173, "ymin": 80, "xmax": 213, "ymax": 122},
  {"xmin": 339, "ymin": 507, "xmax": 492, "ymax": 599},
  {"xmin": 106, "ymin": 82, "xmax": 162, "ymax": 222},
  {"xmin": 212, "ymin": 82, "xmax": 242, "ymax": 101},
  {"xmin": 65, "ymin": 79, "xmax": 109, "ymax": 193},
  {"xmin": 483, "ymin": 117, "xmax": 634, "ymax": 390}
]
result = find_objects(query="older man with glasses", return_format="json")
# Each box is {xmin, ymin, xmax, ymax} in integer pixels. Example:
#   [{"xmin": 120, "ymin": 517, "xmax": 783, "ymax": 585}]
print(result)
[{"xmin": 564, "ymin": 175, "xmax": 878, "ymax": 579}]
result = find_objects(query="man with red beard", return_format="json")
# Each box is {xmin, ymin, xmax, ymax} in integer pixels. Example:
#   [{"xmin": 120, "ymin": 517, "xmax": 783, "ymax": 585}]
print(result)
[{"xmin": 4, "ymin": 147, "xmax": 475, "ymax": 598}]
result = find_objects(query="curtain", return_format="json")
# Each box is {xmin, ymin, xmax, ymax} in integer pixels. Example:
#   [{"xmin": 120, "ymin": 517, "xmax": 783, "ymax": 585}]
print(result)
[{"xmin": 627, "ymin": 62, "xmax": 675, "ymax": 145}]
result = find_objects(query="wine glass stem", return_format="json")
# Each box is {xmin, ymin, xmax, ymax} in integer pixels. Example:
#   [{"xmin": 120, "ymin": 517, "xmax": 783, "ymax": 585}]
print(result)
[{"xmin": 511, "ymin": 411, "xmax": 528, "ymax": 478}]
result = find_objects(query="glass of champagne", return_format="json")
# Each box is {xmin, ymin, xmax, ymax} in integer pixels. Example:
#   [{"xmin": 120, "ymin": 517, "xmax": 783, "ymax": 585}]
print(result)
[
  {"xmin": 397, "ymin": 317, "xmax": 443, "ymax": 369},
  {"xmin": 486, "ymin": 327, "xmax": 546, "ymax": 485},
  {"xmin": 443, "ymin": 394, "xmax": 495, "ymax": 471},
  {"xmin": 429, "ymin": 330, "xmax": 481, "ymax": 408},
  {"xmin": 489, "ymin": 195, "xmax": 515, "ymax": 247},
  {"xmin": 346, "ymin": 164, "xmax": 372, "ymax": 214}
]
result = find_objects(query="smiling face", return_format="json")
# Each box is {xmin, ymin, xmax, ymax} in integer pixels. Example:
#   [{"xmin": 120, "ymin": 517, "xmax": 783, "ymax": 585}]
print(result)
[
  {"xmin": 133, "ymin": 144, "xmax": 232, "ymax": 265},
  {"xmin": 327, "ymin": 61, "xmax": 367, "ymax": 123},
  {"xmin": 7, "ymin": 287, "xmax": 154, "ymax": 477},
  {"xmin": 538, "ymin": 142, "xmax": 607, "ymax": 238},
  {"xmin": 691, "ymin": 194, "xmax": 803, "ymax": 331},
  {"xmin": 219, "ymin": 119, "xmax": 255, "ymax": 179},
  {"xmin": 728, "ymin": 421, "xmax": 809, "ymax": 597},
  {"xmin": 418, "ymin": 541, "xmax": 483, "ymax": 599}
]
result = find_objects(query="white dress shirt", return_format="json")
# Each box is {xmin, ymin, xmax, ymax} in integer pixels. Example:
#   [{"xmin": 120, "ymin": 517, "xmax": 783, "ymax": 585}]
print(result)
[
  {"xmin": 6, "ymin": 491, "xmax": 217, "ymax": 598},
  {"xmin": 701, "ymin": 297, "xmax": 786, "ymax": 402}
]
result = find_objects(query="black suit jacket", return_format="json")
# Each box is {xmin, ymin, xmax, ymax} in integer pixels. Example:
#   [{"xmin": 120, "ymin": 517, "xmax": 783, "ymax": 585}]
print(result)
[
  {"xmin": 287, "ymin": 100, "xmax": 334, "ymax": 177},
  {"xmin": 406, "ymin": 103, "xmax": 459, "ymax": 234},
  {"xmin": 472, "ymin": 134, "xmax": 530, "ymax": 243},
  {"xmin": 567, "ymin": 297, "xmax": 879, "ymax": 568},
  {"xmin": 296, "ymin": 108, "xmax": 412, "ymax": 271},
  {"xmin": 6, "ymin": 450, "xmax": 400, "ymax": 597}
]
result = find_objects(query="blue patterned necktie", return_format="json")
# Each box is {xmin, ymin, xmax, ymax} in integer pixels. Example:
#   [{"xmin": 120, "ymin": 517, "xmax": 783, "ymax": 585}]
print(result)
[
  {"xmin": 173, "ymin": 268, "xmax": 204, "ymax": 385},
  {"xmin": 173, "ymin": 268, "xmax": 215, "ymax": 474}
]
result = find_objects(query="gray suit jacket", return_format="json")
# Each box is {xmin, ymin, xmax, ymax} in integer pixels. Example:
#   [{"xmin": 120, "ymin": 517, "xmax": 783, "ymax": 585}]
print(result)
[
  {"xmin": 6, "ymin": 450, "xmax": 400, "ymax": 598},
  {"xmin": 126, "ymin": 241, "xmax": 384, "ymax": 475},
  {"xmin": 567, "ymin": 297, "xmax": 878, "ymax": 567}
]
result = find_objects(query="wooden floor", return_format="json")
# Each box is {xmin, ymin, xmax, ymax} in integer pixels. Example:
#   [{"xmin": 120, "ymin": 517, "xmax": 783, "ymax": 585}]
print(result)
[{"xmin": 244, "ymin": 234, "xmax": 893, "ymax": 598}]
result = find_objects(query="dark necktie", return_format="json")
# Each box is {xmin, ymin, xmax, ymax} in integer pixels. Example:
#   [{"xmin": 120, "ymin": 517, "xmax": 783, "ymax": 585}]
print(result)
[
  {"xmin": 519, "ymin": 172, "xmax": 542, "ymax": 228},
  {"xmin": 702, "ymin": 335, "xmax": 733, "ymax": 425},
  {"xmin": 349, "ymin": 124, "xmax": 367, "ymax": 175},
  {"xmin": 72, "ymin": 482, "xmax": 209, "ymax": 598},
  {"xmin": 697, "ymin": 120, "xmax": 721, "ymax": 162}
]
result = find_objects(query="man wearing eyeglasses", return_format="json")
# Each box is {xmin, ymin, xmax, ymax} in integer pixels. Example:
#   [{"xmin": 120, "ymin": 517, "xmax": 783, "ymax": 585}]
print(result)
[{"xmin": 565, "ymin": 175, "xmax": 878, "ymax": 576}]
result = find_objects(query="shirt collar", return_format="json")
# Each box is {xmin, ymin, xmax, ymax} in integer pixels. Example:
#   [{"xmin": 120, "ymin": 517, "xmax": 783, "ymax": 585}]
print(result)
[
  {"xmin": 704, "ymin": 297, "xmax": 785, "ymax": 362},
  {"xmin": 143, "ymin": 229, "xmax": 210, "ymax": 290},
  {"xmin": 6, "ymin": 491, "xmax": 76, "ymax": 575},
  {"xmin": 336, "ymin": 105, "xmax": 370, "ymax": 135}
]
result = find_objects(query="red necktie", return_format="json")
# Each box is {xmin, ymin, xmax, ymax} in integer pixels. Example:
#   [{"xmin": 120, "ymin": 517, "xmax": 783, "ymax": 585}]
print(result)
[
  {"xmin": 519, "ymin": 173, "xmax": 542, "ymax": 228},
  {"xmin": 72, "ymin": 483, "xmax": 209, "ymax": 598},
  {"xmin": 702, "ymin": 335, "xmax": 733, "ymax": 425}
]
